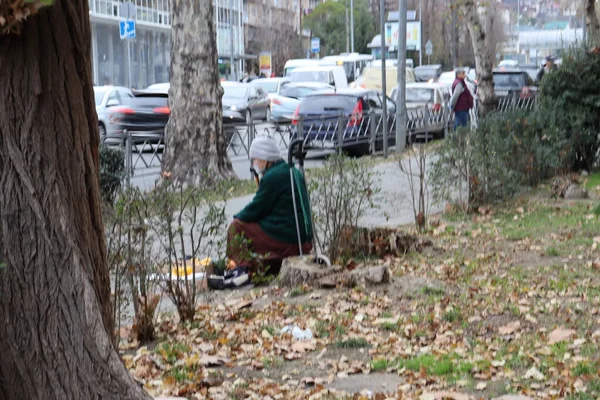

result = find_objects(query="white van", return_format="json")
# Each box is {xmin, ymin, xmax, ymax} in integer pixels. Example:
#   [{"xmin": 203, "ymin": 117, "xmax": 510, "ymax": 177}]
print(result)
[
  {"xmin": 283, "ymin": 59, "xmax": 320, "ymax": 77},
  {"xmin": 288, "ymin": 66, "xmax": 349, "ymax": 89}
]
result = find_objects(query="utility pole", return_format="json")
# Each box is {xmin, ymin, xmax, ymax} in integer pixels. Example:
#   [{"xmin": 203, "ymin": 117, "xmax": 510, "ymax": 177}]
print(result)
[
  {"xmin": 517, "ymin": 0, "xmax": 520, "ymax": 54},
  {"xmin": 350, "ymin": 0, "xmax": 355, "ymax": 53},
  {"xmin": 379, "ymin": 0, "xmax": 389, "ymax": 157},
  {"xmin": 346, "ymin": 8, "xmax": 350, "ymax": 53},
  {"xmin": 419, "ymin": 0, "xmax": 423, "ymax": 66},
  {"xmin": 230, "ymin": 0, "xmax": 235, "ymax": 80},
  {"xmin": 396, "ymin": 0, "xmax": 407, "ymax": 152}
]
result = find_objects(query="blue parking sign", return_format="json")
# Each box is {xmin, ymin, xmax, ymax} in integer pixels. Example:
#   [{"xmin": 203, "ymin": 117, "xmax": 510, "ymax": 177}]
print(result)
[
  {"xmin": 311, "ymin": 38, "xmax": 320, "ymax": 53},
  {"xmin": 119, "ymin": 20, "xmax": 136, "ymax": 40}
]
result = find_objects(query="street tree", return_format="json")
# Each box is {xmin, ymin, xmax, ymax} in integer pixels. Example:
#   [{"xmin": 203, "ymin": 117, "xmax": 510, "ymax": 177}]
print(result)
[
  {"xmin": 585, "ymin": 0, "xmax": 600, "ymax": 46},
  {"xmin": 460, "ymin": 0, "xmax": 497, "ymax": 115},
  {"xmin": 246, "ymin": 1, "xmax": 304, "ymax": 75},
  {"xmin": 0, "ymin": 1, "xmax": 150, "ymax": 398},
  {"xmin": 163, "ymin": 0, "xmax": 235, "ymax": 187},
  {"xmin": 303, "ymin": 0, "xmax": 375, "ymax": 55}
]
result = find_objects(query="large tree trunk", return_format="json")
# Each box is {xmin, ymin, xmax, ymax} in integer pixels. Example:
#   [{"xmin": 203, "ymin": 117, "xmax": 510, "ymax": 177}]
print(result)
[
  {"xmin": 585, "ymin": 0, "xmax": 600, "ymax": 47},
  {"xmin": 163, "ymin": 0, "xmax": 235, "ymax": 187},
  {"xmin": 0, "ymin": 2, "xmax": 150, "ymax": 399},
  {"xmin": 462, "ymin": 1, "xmax": 497, "ymax": 116}
]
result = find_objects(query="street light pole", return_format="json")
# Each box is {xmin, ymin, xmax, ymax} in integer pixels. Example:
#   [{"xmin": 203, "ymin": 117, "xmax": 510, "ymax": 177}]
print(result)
[
  {"xmin": 396, "ymin": 0, "xmax": 407, "ymax": 152},
  {"xmin": 419, "ymin": 0, "xmax": 422, "ymax": 66},
  {"xmin": 517, "ymin": 0, "xmax": 520, "ymax": 54},
  {"xmin": 379, "ymin": 0, "xmax": 389, "ymax": 157},
  {"xmin": 350, "ymin": 0, "xmax": 355, "ymax": 53},
  {"xmin": 230, "ymin": 0, "xmax": 235, "ymax": 81}
]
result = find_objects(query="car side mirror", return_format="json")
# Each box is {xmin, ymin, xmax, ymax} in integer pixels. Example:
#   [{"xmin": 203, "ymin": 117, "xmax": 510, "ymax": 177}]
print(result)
[{"xmin": 106, "ymin": 99, "xmax": 119, "ymax": 107}]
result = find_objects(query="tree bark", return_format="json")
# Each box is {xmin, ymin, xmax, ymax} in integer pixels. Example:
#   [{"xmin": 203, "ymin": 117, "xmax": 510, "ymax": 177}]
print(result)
[
  {"xmin": 461, "ymin": 0, "xmax": 497, "ymax": 116},
  {"xmin": 164, "ymin": 0, "xmax": 235, "ymax": 187},
  {"xmin": 0, "ymin": 2, "xmax": 150, "ymax": 399},
  {"xmin": 585, "ymin": 0, "xmax": 600, "ymax": 47}
]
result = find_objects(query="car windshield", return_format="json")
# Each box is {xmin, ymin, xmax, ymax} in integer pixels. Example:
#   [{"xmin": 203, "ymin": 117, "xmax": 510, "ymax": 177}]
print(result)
[
  {"xmin": 299, "ymin": 95, "xmax": 357, "ymax": 114},
  {"xmin": 94, "ymin": 89, "xmax": 106, "ymax": 106},
  {"xmin": 254, "ymin": 80, "xmax": 278, "ymax": 93},
  {"xmin": 415, "ymin": 68, "xmax": 440, "ymax": 81},
  {"xmin": 406, "ymin": 88, "xmax": 435, "ymax": 103},
  {"xmin": 493, "ymin": 73, "xmax": 525, "ymax": 87},
  {"xmin": 290, "ymin": 70, "xmax": 329, "ymax": 84},
  {"xmin": 223, "ymin": 86, "xmax": 247, "ymax": 99}
]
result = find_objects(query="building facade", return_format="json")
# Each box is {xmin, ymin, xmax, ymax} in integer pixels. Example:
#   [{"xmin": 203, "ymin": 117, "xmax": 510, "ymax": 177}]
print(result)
[{"xmin": 89, "ymin": 0, "xmax": 245, "ymax": 88}]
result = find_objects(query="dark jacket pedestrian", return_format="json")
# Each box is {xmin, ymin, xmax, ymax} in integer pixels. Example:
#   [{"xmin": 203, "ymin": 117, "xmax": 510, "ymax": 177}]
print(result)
[
  {"xmin": 227, "ymin": 136, "xmax": 313, "ymax": 272},
  {"xmin": 450, "ymin": 69, "xmax": 474, "ymax": 130},
  {"xmin": 536, "ymin": 56, "xmax": 557, "ymax": 82}
]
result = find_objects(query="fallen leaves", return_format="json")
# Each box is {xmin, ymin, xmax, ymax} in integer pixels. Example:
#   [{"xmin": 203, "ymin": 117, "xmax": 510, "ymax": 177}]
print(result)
[
  {"xmin": 117, "ymin": 197, "xmax": 600, "ymax": 399},
  {"xmin": 499, "ymin": 320, "xmax": 521, "ymax": 335},
  {"xmin": 548, "ymin": 327, "xmax": 576, "ymax": 345},
  {"xmin": 523, "ymin": 366, "xmax": 545, "ymax": 381}
]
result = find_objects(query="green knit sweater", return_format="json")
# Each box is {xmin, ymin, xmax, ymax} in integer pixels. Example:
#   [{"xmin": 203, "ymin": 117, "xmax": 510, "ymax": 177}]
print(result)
[{"xmin": 234, "ymin": 160, "xmax": 313, "ymax": 245}]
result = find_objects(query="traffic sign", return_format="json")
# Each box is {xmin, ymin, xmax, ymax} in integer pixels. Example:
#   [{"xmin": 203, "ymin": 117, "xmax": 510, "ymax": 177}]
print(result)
[
  {"xmin": 119, "ymin": 20, "xmax": 136, "ymax": 40},
  {"xmin": 311, "ymin": 38, "xmax": 320, "ymax": 54},
  {"xmin": 425, "ymin": 39, "xmax": 433, "ymax": 56}
]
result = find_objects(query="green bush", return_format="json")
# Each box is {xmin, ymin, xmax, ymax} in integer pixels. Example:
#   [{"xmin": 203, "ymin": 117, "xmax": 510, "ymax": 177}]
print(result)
[
  {"xmin": 431, "ymin": 108, "xmax": 564, "ymax": 209},
  {"xmin": 99, "ymin": 145, "xmax": 125, "ymax": 203},
  {"xmin": 538, "ymin": 49, "xmax": 600, "ymax": 171}
]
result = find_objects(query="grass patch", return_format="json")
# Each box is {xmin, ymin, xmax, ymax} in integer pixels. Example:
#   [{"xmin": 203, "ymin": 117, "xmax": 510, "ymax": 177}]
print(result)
[
  {"xmin": 551, "ymin": 342, "xmax": 568, "ymax": 359},
  {"xmin": 381, "ymin": 322, "xmax": 400, "ymax": 332},
  {"xmin": 262, "ymin": 356, "xmax": 284, "ymax": 369},
  {"xmin": 584, "ymin": 172, "xmax": 600, "ymax": 190},
  {"xmin": 421, "ymin": 286, "xmax": 445, "ymax": 297},
  {"xmin": 400, "ymin": 354, "xmax": 457, "ymax": 376},
  {"xmin": 370, "ymin": 358, "xmax": 392, "ymax": 372},
  {"xmin": 498, "ymin": 204, "xmax": 600, "ymax": 242},
  {"xmin": 546, "ymin": 246, "xmax": 560, "ymax": 257},
  {"xmin": 334, "ymin": 337, "xmax": 370, "ymax": 349},
  {"xmin": 289, "ymin": 285, "xmax": 310, "ymax": 297},
  {"xmin": 155, "ymin": 342, "xmax": 190, "ymax": 364},
  {"xmin": 572, "ymin": 361, "xmax": 593, "ymax": 377},
  {"xmin": 262, "ymin": 325, "xmax": 277, "ymax": 337},
  {"xmin": 168, "ymin": 365, "xmax": 200, "ymax": 383},
  {"xmin": 443, "ymin": 308, "xmax": 462, "ymax": 323}
]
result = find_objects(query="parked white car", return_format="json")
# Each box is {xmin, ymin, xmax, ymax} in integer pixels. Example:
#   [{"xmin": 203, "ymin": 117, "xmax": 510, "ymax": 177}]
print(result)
[
  {"xmin": 94, "ymin": 85, "xmax": 134, "ymax": 142},
  {"xmin": 288, "ymin": 66, "xmax": 349, "ymax": 89}
]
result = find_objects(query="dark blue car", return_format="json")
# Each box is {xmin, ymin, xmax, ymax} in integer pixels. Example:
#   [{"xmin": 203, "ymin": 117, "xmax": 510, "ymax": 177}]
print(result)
[{"xmin": 290, "ymin": 89, "xmax": 396, "ymax": 156}]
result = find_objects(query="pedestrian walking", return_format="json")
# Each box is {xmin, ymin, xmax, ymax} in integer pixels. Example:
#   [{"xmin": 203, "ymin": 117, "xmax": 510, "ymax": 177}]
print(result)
[
  {"xmin": 450, "ymin": 68, "xmax": 474, "ymax": 130},
  {"xmin": 536, "ymin": 55, "xmax": 557, "ymax": 83}
]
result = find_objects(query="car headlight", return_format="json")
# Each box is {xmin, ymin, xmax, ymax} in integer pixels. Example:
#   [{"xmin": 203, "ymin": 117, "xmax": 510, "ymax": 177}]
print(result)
[{"xmin": 230, "ymin": 105, "xmax": 237, "ymax": 111}]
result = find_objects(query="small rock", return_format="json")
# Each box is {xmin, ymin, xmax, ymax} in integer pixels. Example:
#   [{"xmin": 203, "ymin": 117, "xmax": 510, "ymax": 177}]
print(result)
[
  {"xmin": 581, "ymin": 170, "xmax": 589, "ymax": 177},
  {"xmin": 564, "ymin": 184, "xmax": 589, "ymax": 200}
]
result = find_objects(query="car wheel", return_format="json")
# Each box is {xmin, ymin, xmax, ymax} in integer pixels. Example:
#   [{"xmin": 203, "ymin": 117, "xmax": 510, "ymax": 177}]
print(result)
[
  {"xmin": 246, "ymin": 110, "xmax": 252, "ymax": 125},
  {"xmin": 266, "ymin": 108, "xmax": 272, "ymax": 122},
  {"xmin": 99, "ymin": 123, "xmax": 106, "ymax": 142}
]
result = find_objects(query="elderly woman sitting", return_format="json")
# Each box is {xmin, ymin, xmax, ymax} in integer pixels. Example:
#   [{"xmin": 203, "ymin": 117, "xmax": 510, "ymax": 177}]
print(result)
[{"xmin": 226, "ymin": 136, "xmax": 313, "ymax": 275}]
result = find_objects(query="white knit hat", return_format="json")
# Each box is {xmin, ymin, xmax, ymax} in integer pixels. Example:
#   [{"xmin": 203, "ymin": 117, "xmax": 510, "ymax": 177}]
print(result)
[{"xmin": 249, "ymin": 136, "xmax": 281, "ymax": 162}]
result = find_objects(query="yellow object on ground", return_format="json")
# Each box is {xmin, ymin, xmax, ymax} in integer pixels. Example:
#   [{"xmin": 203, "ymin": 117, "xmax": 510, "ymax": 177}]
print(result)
[{"xmin": 171, "ymin": 257, "xmax": 211, "ymax": 277}]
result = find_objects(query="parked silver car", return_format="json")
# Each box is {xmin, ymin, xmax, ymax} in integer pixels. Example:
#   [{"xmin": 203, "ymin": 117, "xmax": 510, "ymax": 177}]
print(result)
[{"xmin": 94, "ymin": 85, "xmax": 134, "ymax": 142}]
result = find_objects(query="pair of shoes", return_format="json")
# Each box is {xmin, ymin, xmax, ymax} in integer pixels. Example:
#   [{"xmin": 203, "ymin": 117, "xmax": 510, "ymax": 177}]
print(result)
[{"xmin": 207, "ymin": 267, "xmax": 250, "ymax": 290}]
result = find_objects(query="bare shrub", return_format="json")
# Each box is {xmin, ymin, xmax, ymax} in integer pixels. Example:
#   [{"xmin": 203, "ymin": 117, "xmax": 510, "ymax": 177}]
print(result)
[{"xmin": 307, "ymin": 155, "xmax": 380, "ymax": 264}]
